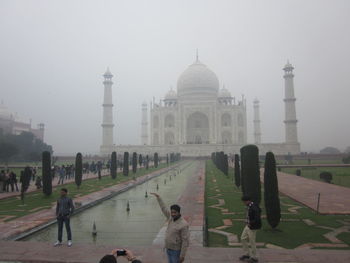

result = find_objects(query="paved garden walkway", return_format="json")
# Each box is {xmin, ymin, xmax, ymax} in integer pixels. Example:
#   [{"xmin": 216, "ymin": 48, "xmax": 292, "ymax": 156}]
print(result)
[
  {"xmin": 264, "ymin": 170, "xmax": 350, "ymax": 214},
  {"xmin": 0, "ymin": 241, "xmax": 349, "ymax": 263},
  {"xmin": 0, "ymin": 170, "xmax": 110, "ymax": 200}
]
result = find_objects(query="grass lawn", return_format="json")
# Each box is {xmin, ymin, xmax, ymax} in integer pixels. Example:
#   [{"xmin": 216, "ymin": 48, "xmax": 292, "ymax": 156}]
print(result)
[
  {"xmin": 205, "ymin": 160, "xmax": 350, "ymax": 249},
  {"xmin": 281, "ymin": 167, "xmax": 350, "ymax": 188},
  {"xmin": 0, "ymin": 163, "xmax": 171, "ymax": 222}
]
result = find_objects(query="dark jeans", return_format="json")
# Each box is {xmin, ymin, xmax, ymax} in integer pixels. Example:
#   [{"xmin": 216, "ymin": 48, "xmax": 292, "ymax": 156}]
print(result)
[
  {"xmin": 57, "ymin": 215, "xmax": 72, "ymax": 242},
  {"xmin": 166, "ymin": 249, "xmax": 181, "ymax": 263}
]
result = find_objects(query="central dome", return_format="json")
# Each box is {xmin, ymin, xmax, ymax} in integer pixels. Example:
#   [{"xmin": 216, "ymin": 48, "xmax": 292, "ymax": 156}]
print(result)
[{"xmin": 177, "ymin": 60, "xmax": 219, "ymax": 98}]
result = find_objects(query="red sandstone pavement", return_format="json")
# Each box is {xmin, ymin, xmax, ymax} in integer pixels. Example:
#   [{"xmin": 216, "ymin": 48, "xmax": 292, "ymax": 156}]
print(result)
[
  {"xmin": 0, "ymin": 164, "xmax": 179, "ymax": 241},
  {"xmin": 261, "ymin": 169, "xmax": 350, "ymax": 214},
  {"xmin": 0, "ymin": 241, "xmax": 349, "ymax": 263}
]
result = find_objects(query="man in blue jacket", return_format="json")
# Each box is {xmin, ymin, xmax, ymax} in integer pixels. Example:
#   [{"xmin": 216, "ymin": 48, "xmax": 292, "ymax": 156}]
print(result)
[{"xmin": 239, "ymin": 196, "xmax": 262, "ymax": 263}]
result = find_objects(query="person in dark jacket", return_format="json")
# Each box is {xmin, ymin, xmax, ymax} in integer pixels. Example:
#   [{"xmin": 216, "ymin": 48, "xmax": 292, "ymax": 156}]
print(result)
[
  {"xmin": 54, "ymin": 188, "xmax": 74, "ymax": 247},
  {"xmin": 239, "ymin": 196, "xmax": 262, "ymax": 263},
  {"xmin": 99, "ymin": 249, "xmax": 142, "ymax": 263}
]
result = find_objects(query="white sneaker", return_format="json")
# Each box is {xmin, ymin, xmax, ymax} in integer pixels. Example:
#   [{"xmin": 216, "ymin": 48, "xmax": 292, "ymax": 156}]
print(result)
[
  {"xmin": 67, "ymin": 240, "xmax": 72, "ymax": 247},
  {"xmin": 54, "ymin": 241, "xmax": 62, "ymax": 247}
]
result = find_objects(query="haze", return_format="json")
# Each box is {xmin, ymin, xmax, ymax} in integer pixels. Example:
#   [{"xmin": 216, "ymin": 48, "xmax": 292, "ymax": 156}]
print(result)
[{"xmin": 0, "ymin": 0, "xmax": 349, "ymax": 155}]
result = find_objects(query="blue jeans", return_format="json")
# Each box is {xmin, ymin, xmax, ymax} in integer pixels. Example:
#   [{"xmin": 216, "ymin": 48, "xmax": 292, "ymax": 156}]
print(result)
[{"xmin": 166, "ymin": 249, "xmax": 181, "ymax": 263}]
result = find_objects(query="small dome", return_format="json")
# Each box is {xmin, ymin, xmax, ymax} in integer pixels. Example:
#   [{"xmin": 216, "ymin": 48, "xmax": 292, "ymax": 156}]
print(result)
[
  {"xmin": 0, "ymin": 102, "xmax": 13, "ymax": 120},
  {"xmin": 218, "ymin": 87, "xmax": 231, "ymax": 98},
  {"xmin": 165, "ymin": 88, "xmax": 177, "ymax": 100},
  {"xmin": 177, "ymin": 60, "xmax": 219, "ymax": 98}
]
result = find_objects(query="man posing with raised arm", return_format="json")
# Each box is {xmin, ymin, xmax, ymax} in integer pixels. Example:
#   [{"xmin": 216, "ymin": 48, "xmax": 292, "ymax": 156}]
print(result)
[{"xmin": 151, "ymin": 193, "xmax": 189, "ymax": 263}]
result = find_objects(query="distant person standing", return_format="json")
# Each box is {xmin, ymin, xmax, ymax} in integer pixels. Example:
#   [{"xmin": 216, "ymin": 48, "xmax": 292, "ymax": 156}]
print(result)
[
  {"xmin": 58, "ymin": 166, "xmax": 65, "ymax": 185},
  {"xmin": 54, "ymin": 188, "xmax": 75, "ymax": 247},
  {"xmin": 239, "ymin": 196, "xmax": 262, "ymax": 263},
  {"xmin": 151, "ymin": 193, "xmax": 189, "ymax": 263}
]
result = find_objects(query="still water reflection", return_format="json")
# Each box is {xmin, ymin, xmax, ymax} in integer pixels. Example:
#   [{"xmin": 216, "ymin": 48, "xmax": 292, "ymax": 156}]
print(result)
[{"xmin": 22, "ymin": 162, "xmax": 195, "ymax": 246}]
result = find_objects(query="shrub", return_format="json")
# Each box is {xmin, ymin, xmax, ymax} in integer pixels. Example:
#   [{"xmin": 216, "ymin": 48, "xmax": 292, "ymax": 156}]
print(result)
[
  {"xmin": 42, "ymin": 151, "xmax": 52, "ymax": 196},
  {"xmin": 138, "ymin": 154, "xmax": 143, "ymax": 167},
  {"xmin": 234, "ymin": 154, "xmax": 241, "ymax": 188},
  {"xmin": 320, "ymin": 171, "xmax": 332, "ymax": 183},
  {"xmin": 75, "ymin": 152, "xmax": 83, "ymax": 188},
  {"xmin": 154, "ymin": 152, "xmax": 159, "ymax": 168},
  {"xmin": 342, "ymin": 155, "xmax": 350, "ymax": 164},
  {"xmin": 264, "ymin": 152, "xmax": 281, "ymax": 228},
  {"xmin": 123, "ymin": 152, "xmax": 129, "ymax": 176},
  {"xmin": 296, "ymin": 169, "xmax": 301, "ymax": 176},
  {"xmin": 111, "ymin": 152, "xmax": 117, "ymax": 179},
  {"xmin": 240, "ymin": 145, "xmax": 261, "ymax": 204},
  {"xmin": 146, "ymin": 155, "xmax": 149, "ymax": 169},
  {"xmin": 132, "ymin": 152, "xmax": 137, "ymax": 173}
]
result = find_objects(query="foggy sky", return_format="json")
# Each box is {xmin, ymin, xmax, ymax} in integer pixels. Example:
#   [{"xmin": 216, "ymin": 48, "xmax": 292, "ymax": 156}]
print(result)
[{"xmin": 0, "ymin": 0, "xmax": 349, "ymax": 155}]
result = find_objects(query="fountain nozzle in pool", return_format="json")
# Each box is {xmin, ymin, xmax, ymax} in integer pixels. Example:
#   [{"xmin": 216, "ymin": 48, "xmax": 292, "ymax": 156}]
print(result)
[
  {"xmin": 92, "ymin": 221, "xmax": 97, "ymax": 236},
  {"xmin": 127, "ymin": 201, "xmax": 130, "ymax": 212}
]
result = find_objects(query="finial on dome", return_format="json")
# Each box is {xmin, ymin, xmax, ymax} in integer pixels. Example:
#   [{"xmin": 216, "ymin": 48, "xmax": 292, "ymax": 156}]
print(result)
[
  {"xmin": 103, "ymin": 67, "xmax": 113, "ymax": 78},
  {"xmin": 196, "ymin": 48, "xmax": 199, "ymax": 62}
]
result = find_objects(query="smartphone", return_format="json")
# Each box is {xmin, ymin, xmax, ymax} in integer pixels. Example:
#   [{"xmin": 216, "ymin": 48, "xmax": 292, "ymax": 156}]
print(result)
[{"xmin": 116, "ymin": 249, "xmax": 127, "ymax": 256}]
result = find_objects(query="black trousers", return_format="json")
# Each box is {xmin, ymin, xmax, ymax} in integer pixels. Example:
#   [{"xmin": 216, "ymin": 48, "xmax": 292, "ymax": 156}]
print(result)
[{"xmin": 57, "ymin": 215, "xmax": 72, "ymax": 242}]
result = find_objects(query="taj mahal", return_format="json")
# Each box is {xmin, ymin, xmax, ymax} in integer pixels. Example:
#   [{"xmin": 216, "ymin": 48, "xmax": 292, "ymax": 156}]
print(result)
[{"xmin": 100, "ymin": 55, "xmax": 300, "ymax": 157}]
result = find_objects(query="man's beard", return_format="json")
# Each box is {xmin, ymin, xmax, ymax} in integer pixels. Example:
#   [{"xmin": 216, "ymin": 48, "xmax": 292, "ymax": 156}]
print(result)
[{"xmin": 172, "ymin": 214, "xmax": 181, "ymax": 221}]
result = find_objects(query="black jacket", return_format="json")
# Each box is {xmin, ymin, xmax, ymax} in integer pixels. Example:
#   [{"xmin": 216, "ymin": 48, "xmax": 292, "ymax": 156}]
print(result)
[{"xmin": 247, "ymin": 202, "xmax": 262, "ymax": 230}]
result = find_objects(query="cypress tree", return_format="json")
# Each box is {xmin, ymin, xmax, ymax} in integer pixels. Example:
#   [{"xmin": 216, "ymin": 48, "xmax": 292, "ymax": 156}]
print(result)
[
  {"xmin": 110, "ymin": 151, "xmax": 117, "ymax": 179},
  {"xmin": 132, "ymin": 152, "xmax": 137, "ymax": 173},
  {"xmin": 264, "ymin": 152, "xmax": 281, "ymax": 228},
  {"xmin": 42, "ymin": 151, "xmax": 52, "ymax": 196},
  {"xmin": 234, "ymin": 154, "xmax": 241, "ymax": 188},
  {"xmin": 154, "ymin": 152, "xmax": 159, "ymax": 168},
  {"xmin": 223, "ymin": 154, "xmax": 228, "ymax": 176},
  {"xmin": 75, "ymin": 152, "xmax": 83, "ymax": 188},
  {"xmin": 240, "ymin": 145, "xmax": 261, "ymax": 204},
  {"xmin": 123, "ymin": 152, "xmax": 129, "ymax": 176},
  {"xmin": 146, "ymin": 155, "xmax": 149, "ymax": 169},
  {"xmin": 138, "ymin": 154, "xmax": 143, "ymax": 167}
]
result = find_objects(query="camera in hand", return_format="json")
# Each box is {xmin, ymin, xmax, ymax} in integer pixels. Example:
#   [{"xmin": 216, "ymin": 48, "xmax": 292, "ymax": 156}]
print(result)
[{"xmin": 116, "ymin": 249, "xmax": 126, "ymax": 256}]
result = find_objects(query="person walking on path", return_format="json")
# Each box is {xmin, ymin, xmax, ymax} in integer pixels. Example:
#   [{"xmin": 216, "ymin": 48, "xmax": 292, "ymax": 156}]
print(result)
[
  {"xmin": 239, "ymin": 196, "xmax": 262, "ymax": 263},
  {"xmin": 151, "ymin": 193, "xmax": 189, "ymax": 263},
  {"xmin": 54, "ymin": 188, "xmax": 74, "ymax": 247}
]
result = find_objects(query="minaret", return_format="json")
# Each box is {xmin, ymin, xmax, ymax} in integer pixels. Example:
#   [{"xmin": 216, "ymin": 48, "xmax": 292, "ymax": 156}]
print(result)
[
  {"xmin": 141, "ymin": 101, "xmax": 148, "ymax": 145},
  {"xmin": 101, "ymin": 68, "xmax": 114, "ymax": 153},
  {"xmin": 283, "ymin": 61, "xmax": 298, "ymax": 144},
  {"xmin": 253, "ymin": 98, "xmax": 261, "ymax": 144}
]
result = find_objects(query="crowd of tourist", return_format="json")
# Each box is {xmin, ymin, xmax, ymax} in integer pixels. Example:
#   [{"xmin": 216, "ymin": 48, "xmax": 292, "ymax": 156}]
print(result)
[{"xmin": 0, "ymin": 161, "xmax": 106, "ymax": 194}]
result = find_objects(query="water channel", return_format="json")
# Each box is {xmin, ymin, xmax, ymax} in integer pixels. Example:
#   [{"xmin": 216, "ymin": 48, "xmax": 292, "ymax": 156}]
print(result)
[{"xmin": 22, "ymin": 161, "xmax": 196, "ymax": 246}]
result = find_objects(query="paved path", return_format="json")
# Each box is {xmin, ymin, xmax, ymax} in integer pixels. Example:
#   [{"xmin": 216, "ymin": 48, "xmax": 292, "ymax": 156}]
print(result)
[
  {"xmin": 0, "ymin": 241, "xmax": 349, "ymax": 263},
  {"xmin": 0, "ymin": 170, "xmax": 110, "ymax": 200},
  {"xmin": 262, "ymin": 170, "xmax": 350, "ymax": 214}
]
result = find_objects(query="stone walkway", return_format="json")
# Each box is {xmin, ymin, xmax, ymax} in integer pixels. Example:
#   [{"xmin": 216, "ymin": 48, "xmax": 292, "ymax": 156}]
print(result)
[
  {"xmin": 264, "ymin": 170, "xmax": 350, "ymax": 214},
  {"xmin": 0, "ymin": 164, "xmax": 181, "ymax": 241},
  {"xmin": 0, "ymin": 170, "xmax": 110, "ymax": 200},
  {"xmin": 153, "ymin": 161, "xmax": 205, "ymax": 247},
  {"xmin": 0, "ymin": 241, "xmax": 349, "ymax": 263}
]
